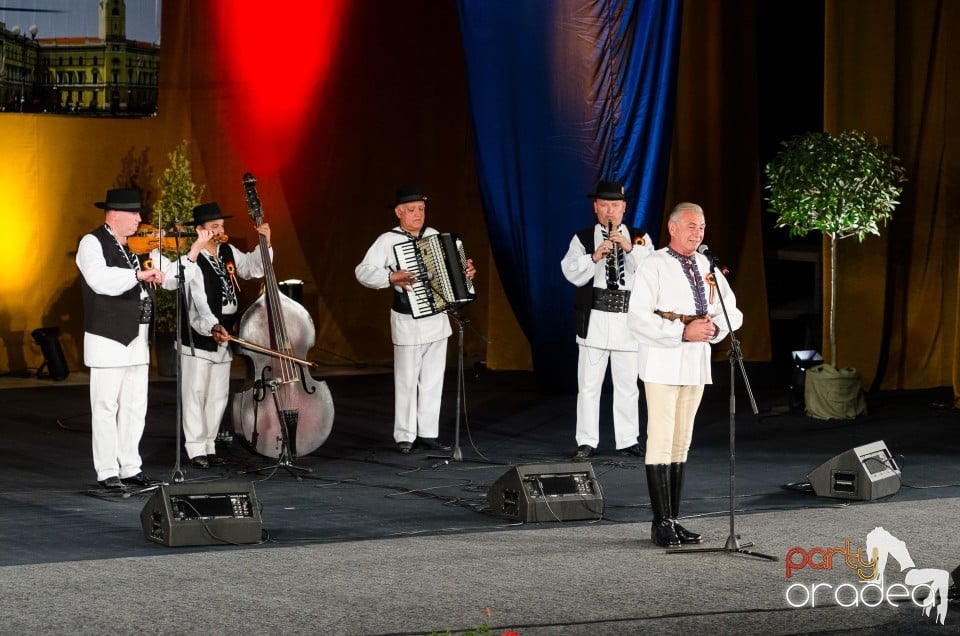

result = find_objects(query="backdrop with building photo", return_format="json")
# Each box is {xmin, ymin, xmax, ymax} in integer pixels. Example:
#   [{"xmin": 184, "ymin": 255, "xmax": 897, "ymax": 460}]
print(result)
[{"xmin": 0, "ymin": 0, "xmax": 160, "ymax": 115}]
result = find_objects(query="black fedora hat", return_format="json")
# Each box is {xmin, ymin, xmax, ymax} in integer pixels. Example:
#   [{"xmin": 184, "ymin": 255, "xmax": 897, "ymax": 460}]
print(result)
[
  {"xmin": 391, "ymin": 184, "xmax": 428, "ymax": 208},
  {"xmin": 190, "ymin": 202, "xmax": 233, "ymax": 226},
  {"xmin": 587, "ymin": 179, "xmax": 626, "ymax": 201},
  {"xmin": 94, "ymin": 188, "xmax": 142, "ymax": 212}
]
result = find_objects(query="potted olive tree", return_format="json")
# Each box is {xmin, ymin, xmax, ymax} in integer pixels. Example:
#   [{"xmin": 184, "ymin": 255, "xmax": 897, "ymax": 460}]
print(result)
[
  {"xmin": 764, "ymin": 130, "xmax": 905, "ymax": 418},
  {"xmin": 151, "ymin": 140, "xmax": 203, "ymax": 376}
]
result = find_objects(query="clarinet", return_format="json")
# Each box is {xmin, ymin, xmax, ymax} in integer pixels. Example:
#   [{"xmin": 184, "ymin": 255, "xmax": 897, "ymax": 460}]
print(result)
[{"xmin": 604, "ymin": 221, "xmax": 619, "ymax": 290}]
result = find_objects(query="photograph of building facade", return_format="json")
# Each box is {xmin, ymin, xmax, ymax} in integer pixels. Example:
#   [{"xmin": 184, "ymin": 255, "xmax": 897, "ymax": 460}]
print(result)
[{"xmin": 0, "ymin": 0, "xmax": 158, "ymax": 114}]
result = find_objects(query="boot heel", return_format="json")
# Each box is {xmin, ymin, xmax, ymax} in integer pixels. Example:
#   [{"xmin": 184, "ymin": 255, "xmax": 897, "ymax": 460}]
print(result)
[
  {"xmin": 652, "ymin": 520, "xmax": 680, "ymax": 548},
  {"xmin": 673, "ymin": 521, "xmax": 702, "ymax": 544}
]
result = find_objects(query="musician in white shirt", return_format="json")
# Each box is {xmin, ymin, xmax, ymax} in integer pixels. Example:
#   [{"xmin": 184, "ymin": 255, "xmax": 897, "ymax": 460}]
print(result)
[
  {"xmin": 77, "ymin": 188, "xmax": 207, "ymax": 490},
  {"xmin": 355, "ymin": 185, "xmax": 475, "ymax": 454},
  {"xmin": 179, "ymin": 202, "xmax": 272, "ymax": 469},
  {"xmin": 628, "ymin": 202, "xmax": 743, "ymax": 548},
  {"xmin": 560, "ymin": 179, "xmax": 654, "ymax": 460}
]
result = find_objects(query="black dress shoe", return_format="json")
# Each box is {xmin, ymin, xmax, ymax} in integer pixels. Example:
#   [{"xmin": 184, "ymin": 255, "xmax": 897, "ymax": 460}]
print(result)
[
  {"xmin": 120, "ymin": 473, "xmax": 161, "ymax": 487},
  {"xmin": 396, "ymin": 441, "xmax": 413, "ymax": 454},
  {"xmin": 572, "ymin": 445, "xmax": 594, "ymax": 459},
  {"xmin": 207, "ymin": 454, "xmax": 227, "ymax": 465},
  {"xmin": 618, "ymin": 443, "xmax": 643, "ymax": 457},
  {"xmin": 190, "ymin": 456, "xmax": 209, "ymax": 469},
  {"xmin": 98, "ymin": 476, "xmax": 123, "ymax": 490},
  {"xmin": 415, "ymin": 437, "xmax": 451, "ymax": 451}
]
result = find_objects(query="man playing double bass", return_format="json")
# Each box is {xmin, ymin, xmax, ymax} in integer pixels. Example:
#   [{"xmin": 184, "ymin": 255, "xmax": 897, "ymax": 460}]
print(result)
[{"xmin": 178, "ymin": 202, "xmax": 272, "ymax": 468}]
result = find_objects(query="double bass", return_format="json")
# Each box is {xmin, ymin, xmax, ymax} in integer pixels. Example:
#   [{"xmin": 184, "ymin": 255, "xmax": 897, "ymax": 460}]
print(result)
[{"xmin": 231, "ymin": 173, "xmax": 334, "ymax": 460}]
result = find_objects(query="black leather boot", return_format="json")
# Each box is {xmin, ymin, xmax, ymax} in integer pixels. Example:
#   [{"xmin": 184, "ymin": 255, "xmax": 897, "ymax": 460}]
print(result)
[
  {"xmin": 646, "ymin": 464, "xmax": 680, "ymax": 548},
  {"xmin": 669, "ymin": 462, "xmax": 702, "ymax": 544}
]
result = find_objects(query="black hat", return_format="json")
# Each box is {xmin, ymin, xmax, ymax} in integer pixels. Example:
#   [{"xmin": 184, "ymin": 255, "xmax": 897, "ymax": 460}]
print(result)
[
  {"xmin": 587, "ymin": 179, "xmax": 626, "ymax": 201},
  {"xmin": 94, "ymin": 188, "xmax": 142, "ymax": 212},
  {"xmin": 190, "ymin": 202, "xmax": 233, "ymax": 226},
  {"xmin": 391, "ymin": 184, "xmax": 428, "ymax": 208}
]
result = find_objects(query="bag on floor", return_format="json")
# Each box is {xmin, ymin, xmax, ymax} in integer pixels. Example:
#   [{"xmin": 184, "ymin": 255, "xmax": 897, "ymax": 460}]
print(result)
[{"xmin": 803, "ymin": 364, "xmax": 867, "ymax": 420}]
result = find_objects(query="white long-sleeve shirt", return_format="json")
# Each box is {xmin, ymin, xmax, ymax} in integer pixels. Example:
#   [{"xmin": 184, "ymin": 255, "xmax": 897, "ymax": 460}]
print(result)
[
  {"xmin": 560, "ymin": 223, "xmax": 654, "ymax": 350},
  {"xmin": 628, "ymin": 248, "xmax": 743, "ymax": 385},
  {"xmin": 181, "ymin": 243, "xmax": 272, "ymax": 363},
  {"xmin": 355, "ymin": 226, "xmax": 452, "ymax": 346},
  {"xmin": 76, "ymin": 235, "xmax": 187, "ymax": 368}
]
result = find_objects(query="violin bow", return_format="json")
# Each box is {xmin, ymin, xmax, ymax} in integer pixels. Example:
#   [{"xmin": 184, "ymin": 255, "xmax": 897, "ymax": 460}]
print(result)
[{"xmin": 225, "ymin": 334, "xmax": 319, "ymax": 369}]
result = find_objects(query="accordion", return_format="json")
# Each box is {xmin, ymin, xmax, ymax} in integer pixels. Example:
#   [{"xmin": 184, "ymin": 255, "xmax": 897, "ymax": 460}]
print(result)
[{"xmin": 393, "ymin": 232, "xmax": 476, "ymax": 318}]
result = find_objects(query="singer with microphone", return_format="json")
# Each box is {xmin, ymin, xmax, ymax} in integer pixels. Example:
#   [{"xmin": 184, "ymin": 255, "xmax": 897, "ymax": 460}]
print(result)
[
  {"xmin": 627, "ymin": 202, "xmax": 743, "ymax": 548},
  {"xmin": 561, "ymin": 179, "xmax": 654, "ymax": 460}
]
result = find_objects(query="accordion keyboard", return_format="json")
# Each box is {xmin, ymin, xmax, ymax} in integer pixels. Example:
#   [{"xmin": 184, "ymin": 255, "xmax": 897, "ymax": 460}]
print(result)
[{"xmin": 394, "ymin": 233, "xmax": 476, "ymax": 318}]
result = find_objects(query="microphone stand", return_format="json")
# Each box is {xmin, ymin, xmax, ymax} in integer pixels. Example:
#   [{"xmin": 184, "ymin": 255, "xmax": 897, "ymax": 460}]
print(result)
[
  {"xmin": 169, "ymin": 221, "xmax": 189, "ymax": 484},
  {"xmin": 670, "ymin": 256, "xmax": 776, "ymax": 561},
  {"xmin": 427, "ymin": 306, "xmax": 494, "ymax": 466},
  {"xmin": 421, "ymin": 275, "xmax": 490, "ymax": 465}
]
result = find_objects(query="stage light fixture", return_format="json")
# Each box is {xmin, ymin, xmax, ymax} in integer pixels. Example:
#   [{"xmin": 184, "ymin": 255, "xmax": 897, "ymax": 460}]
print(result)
[{"xmin": 31, "ymin": 327, "xmax": 69, "ymax": 381}]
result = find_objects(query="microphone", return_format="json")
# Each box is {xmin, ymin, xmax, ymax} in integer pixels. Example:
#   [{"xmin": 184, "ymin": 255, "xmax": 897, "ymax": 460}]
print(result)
[{"xmin": 697, "ymin": 244, "xmax": 730, "ymax": 275}]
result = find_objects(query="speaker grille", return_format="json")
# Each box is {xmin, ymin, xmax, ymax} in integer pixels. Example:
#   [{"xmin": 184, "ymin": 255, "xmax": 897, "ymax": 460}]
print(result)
[{"xmin": 487, "ymin": 462, "xmax": 603, "ymax": 522}]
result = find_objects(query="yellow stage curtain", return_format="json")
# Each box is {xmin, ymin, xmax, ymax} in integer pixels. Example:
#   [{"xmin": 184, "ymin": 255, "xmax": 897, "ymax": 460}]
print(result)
[{"xmin": 824, "ymin": 0, "xmax": 960, "ymax": 403}]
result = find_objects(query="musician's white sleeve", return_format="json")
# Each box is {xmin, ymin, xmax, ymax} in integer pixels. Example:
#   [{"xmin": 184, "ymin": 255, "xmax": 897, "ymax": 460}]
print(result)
[
  {"xmin": 355, "ymin": 234, "xmax": 394, "ymax": 290},
  {"xmin": 184, "ymin": 260, "xmax": 220, "ymax": 336},
  {"xmin": 560, "ymin": 234, "xmax": 596, "ymax": 287}
]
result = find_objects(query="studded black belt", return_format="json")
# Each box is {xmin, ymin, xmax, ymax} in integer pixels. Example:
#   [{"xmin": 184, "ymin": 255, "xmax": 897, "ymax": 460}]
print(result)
[{"xmin": 592, "ymin": 288, "xmax": 630, "ymax": 313}]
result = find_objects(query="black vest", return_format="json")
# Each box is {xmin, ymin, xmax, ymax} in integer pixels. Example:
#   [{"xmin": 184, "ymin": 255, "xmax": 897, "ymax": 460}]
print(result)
[
  {"xmin": 180, "ymin": 243, "xmax": 240, "ymax": 352},
  {"xmin": 80, "ymin": 225, "xmax": 146, "ymax": 346},
  {"xmin": 572, "ymin": 225, "xmax": 644, "ymax": 339}
]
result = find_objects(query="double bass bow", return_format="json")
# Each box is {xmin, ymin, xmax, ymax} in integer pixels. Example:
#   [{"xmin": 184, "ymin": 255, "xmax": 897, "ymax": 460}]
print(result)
[{"xmin": 230, "ymin": 173, "xmax": 334, "ymax": 465}]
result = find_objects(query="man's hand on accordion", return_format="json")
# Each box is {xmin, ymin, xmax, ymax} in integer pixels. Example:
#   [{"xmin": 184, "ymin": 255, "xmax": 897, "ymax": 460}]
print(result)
[
  {"xmin": 389, "ymin": 268, "xmax": 417, "ymax": 291},
  {"xmin": 465, "ymin": 258, "xmax": 476, "ymax": 281}
]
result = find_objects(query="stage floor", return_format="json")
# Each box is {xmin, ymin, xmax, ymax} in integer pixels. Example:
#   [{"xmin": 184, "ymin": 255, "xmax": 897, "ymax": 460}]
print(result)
[{"xmin": 1, "ymin": 365, "xmax": 958, "ymax": 634}]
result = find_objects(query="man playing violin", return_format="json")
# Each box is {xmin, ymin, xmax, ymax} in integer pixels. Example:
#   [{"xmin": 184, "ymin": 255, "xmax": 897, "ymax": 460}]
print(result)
[
  {"xmin": 76, "ymin": 188, "xmax": 207, "ymax": 490},
  {"xmin": 179, "ymin": 202, "xmax": 271, "ymax": 469}
]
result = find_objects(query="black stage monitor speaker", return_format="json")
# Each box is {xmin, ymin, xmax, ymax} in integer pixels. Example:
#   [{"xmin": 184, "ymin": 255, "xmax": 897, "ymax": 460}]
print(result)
[
  {"xmin": 140, "ymin": 481, "xmax": 262, "ymax": 547},
  {"xmin": 807, "ymin": 440, "xmax": 901, "ymax": 501},
  {"xmin": 487, "ymin": 462, "xmax": 603, "ymax": 522}
]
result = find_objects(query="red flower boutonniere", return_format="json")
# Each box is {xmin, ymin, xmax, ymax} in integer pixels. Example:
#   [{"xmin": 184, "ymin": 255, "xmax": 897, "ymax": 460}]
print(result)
[
  {"xmin": 225, "ymin": 261, "xmax": 241, "ymax": 293},
  {"xmin": 705, "ymin": 272, "xmax": 717, "ymax": 304},
  {"xmin": 633, "ymin": 235, "xmax": 646, "ymax": 246}
]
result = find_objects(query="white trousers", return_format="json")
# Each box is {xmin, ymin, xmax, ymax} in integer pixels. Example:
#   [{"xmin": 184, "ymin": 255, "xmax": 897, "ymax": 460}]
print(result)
[
  {"xmin": 643, "ymin": 382, "xmax": 705, "ymax": 465},
  {"xmin": 180, "ymin": 354, "xmax": 231, "ymax": 458},
  {"xmin": 575, "ymin": 345, "xmax": 641, "ymax": 449},
  {"xmin": 393, "ymin": 339, "xmax": 447, "ymax": 443},
  {"xmin": 89, "ymin": 364, "xmax": 148, "ymax": 481}
]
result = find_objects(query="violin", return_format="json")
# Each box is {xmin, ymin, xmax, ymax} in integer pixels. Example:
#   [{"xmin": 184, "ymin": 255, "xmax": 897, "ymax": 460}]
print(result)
[{"xmin": 127, "ymin": 224, "xmax": 199, "ymax": 255}]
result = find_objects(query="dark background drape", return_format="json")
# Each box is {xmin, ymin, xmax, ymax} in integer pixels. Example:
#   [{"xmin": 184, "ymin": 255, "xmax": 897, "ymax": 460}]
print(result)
[
  {"xmin": 457, "ymin": 0, "xmax": 681, "ymax": 390},
  {"xmin": 4, "ymin": 0, "xmax": 959, "ymax": 407}
]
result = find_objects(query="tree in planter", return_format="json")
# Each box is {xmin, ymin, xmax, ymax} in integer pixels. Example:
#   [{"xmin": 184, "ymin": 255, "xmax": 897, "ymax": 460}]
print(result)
[
  {"xmin": 764, "ymin": 130, "xmax": 906, "ymax": 368},
  {"xmin": 151, "ymin": 140, "xmax": 204, "ymax": 372}
]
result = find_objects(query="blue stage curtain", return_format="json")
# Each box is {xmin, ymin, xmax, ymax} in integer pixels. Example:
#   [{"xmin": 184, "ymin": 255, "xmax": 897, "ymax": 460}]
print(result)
[{"xmin": 457, "ymin": 0, "xmax": 682, "ymax": 390}]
